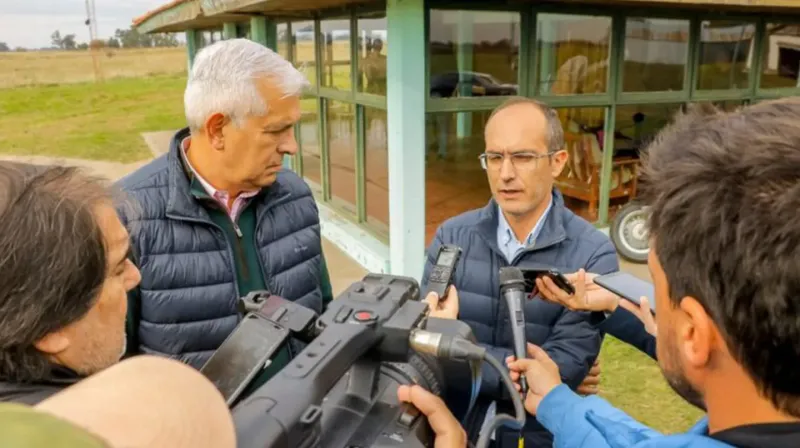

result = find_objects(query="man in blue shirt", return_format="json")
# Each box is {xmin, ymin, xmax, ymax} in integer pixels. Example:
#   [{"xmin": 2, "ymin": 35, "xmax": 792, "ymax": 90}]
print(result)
[
  {"xmin": 507, "ymin": 99, "xmax": 800, "ymax": 448},
  {"xmin": 422, "ymin": 97, "xmax": 618, "ymax": 447}
]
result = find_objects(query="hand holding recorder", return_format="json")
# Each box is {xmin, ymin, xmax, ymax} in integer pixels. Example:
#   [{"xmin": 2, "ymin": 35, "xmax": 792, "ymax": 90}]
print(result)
[{"xmin": 425, "ymin": 244, "xmax": 462, "ymax": 320}]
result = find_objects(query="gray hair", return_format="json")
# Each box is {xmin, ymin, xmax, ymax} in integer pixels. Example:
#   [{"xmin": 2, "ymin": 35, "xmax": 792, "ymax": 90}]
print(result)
[
  {"xmin": 184, "ymin": 38, "xmax": 310, "ymax": 131},
  {"xmin": 487, "ymin": 97, "xmax": 565, "ymax": 153}
]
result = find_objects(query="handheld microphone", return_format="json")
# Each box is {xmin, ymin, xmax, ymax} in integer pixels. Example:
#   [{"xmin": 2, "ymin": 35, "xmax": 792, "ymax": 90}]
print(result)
[{"xmin": 499, "ymin": 267, "xmax": 528, "ymax": 395}]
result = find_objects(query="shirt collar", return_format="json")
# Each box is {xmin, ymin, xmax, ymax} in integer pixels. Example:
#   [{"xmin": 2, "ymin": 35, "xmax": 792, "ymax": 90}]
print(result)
[{"xmin": 498, "ymin": 196, "xmax": 553, "ymax": 248}]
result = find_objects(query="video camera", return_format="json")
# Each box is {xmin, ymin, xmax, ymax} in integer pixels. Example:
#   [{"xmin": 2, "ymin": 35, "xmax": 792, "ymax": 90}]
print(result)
[{"xmin": 200, "ymin": 273, "xmax": 524, "ymax": 448}]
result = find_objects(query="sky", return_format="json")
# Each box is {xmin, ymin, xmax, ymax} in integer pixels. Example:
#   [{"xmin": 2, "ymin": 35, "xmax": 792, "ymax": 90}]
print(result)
[{"xmin": 0, "ymin": 0, "xmax": 168, "ymax": 49}]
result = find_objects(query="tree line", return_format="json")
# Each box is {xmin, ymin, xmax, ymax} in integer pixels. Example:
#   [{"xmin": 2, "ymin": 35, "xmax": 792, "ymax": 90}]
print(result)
[{"xmin": 0, "ymin": 27, "xmax": 180, "ymax": 52}]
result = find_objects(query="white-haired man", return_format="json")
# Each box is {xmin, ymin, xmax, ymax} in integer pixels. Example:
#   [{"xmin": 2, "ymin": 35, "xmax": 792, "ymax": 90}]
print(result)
[{"xmin": 117, "ymin": 39, "xmax": 335, "ymax": 396}]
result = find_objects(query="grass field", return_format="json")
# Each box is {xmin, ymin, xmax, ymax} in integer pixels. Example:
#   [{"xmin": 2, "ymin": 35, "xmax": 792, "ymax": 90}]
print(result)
[
  {"xmin": 0, "ymin": 47, "xmax": 188, "ymax": 88},
  {"xmin": 0, "ymin": 74, "xmax": 187, "ymax": 162},
  {"xmin": 0, "ymin": 47, "xmax": 704, "ymax": 434},
  {"xmin": 0, "ymin": 48, "xmax": 189, "ymax": 163}
]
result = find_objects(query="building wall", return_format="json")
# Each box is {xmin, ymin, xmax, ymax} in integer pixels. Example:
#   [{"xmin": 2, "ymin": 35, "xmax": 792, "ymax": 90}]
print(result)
[{"xmin": 213, "ymin": 3, "xmax": 800, "ymax": 270}]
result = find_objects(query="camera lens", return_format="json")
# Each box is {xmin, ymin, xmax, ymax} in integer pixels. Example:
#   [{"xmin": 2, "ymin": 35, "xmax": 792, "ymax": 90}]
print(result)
[{"xmin": 382, "ymin": 352, "xmax": 444, "ymax": 397}]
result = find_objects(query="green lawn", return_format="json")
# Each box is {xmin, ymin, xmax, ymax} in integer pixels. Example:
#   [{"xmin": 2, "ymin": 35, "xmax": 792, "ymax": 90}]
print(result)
[
  {"xmin": 0, "ymin": 74, "xmax": 188, "ymax": 163},
  {"xmin": 0, "ymin": 73, "xmax": 703, "ymax": 434}
]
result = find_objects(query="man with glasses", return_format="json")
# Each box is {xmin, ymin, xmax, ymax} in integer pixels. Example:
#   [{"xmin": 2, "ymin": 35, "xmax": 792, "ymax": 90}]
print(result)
[{"xmin": 421, "ymin": 97, "xmax": 618, "ymax": 448}]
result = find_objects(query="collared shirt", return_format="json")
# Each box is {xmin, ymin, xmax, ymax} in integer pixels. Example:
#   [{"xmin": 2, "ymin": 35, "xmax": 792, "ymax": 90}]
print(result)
[
  {"xmin": 496, "ymin": 196, "xmax": 553, "ymax": 263},
  {"xmin": 180, "ymin": 137, "xmax": 259, "ymax": 222}
]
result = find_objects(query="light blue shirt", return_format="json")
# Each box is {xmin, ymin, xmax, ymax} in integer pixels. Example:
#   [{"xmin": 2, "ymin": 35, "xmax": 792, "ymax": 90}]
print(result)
[{"xmin": 496, "ymin": 197, "xmax": 553, "ymax": 263}]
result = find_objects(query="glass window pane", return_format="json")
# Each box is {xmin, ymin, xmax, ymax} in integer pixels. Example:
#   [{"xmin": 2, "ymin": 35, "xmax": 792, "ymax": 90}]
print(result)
[
  {"xmin": 554, "ymin": 107, "xmax": 607, "ymax": 221},
  {"xmin": 623, "ymin": 18, "xmax": 689, "ymax": 93},
  {"xmin": 428, "ymin": 10, "xmax": 520, "ymax": 98},
  {"xmin": 697, "ymin": 21, "xmax": 755, "ymax": 90},
  {"xmin": 761, "ymin": 23, "xmax": 800, "ymax": 89},
  {"xmin": 425, "ymin": 111, "xmax": 492, "ymax": 244},
  {"xmin": 358, "ymin": 13, "xmax": 387, "ymax": 95},
  {"xmin": 299, "ymin": 97, "xmax": 321, "ymax": 193},
  {"xmin": 326, "ymin": 100, "xmax": 356, "ymax": 210},
  {"xmin": 321, "ymin": 19, "xmax": 352, "ymax": 90},
  {"xmin": 292, "ymin": 21, "xmax": 316, "ymax": 86},
  {"xmin": 237, "ymin": 23, "xmax": 250, "ymax": 39},
  {"xmin": 610, "ymin": 103, "xmax": 683, "ymax": 216},
  {"xmin": 277, "ymin": 23, "xmax": 290, "ymax": 61},
  {"xmin": 536, "ymin": 14, "xmax": 611, "ymax": 95},
  {"xmin": 703, "ymin": 100, "xmax": 745, "ymax": 111},
  {"xmin": 364, "ymin": 108, "xmax": 389, "ymax": 233}
]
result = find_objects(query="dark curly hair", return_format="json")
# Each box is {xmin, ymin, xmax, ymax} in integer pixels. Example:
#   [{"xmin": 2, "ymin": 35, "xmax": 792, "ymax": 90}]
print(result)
[
  {"xmin": 640, "ymin": 98, "xmax": 800, "ymax": 417},
  {"xmin": 0, "ymin": 163, "xmax": 112, "ymax": 382}
]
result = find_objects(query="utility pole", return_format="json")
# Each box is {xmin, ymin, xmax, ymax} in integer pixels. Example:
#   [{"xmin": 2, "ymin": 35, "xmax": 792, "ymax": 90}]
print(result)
[{"xmin": 85, "ymin": 0, "xmax": 104, "ymax": 82}]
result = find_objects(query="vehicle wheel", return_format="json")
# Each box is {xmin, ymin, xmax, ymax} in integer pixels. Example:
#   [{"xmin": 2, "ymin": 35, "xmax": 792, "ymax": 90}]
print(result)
[{"xmin": 611, "ymin": 203, "xmax": 650, "ymax": 263}]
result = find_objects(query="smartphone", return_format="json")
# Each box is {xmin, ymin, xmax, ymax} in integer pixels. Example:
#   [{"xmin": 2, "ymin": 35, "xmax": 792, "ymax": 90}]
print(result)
[
  {"xmin": 593, "ymin": 272, "xmax": 656, "ymax": 314},
  {"xmin": 520, "ymin": 268, "xmax": 576, "ymax": 296},
  {"xmin": 199, "ymin": 313, "xmax": 289, "ymax": 406}
]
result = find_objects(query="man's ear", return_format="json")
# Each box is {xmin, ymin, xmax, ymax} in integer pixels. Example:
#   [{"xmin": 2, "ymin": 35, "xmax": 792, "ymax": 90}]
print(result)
[
  {"xmin": 204, "ymin": 113, "xmax": 228, "ymax": 151},
  {"xmin": 550, "ymin": 149, "xmax": 569, "ymax": 177},
  {"xmin": 678, "ymin": 296, "xmax": 716, "ymax": 369},
  {"xmin": 34, "ymin": 331, "xmax": 71, "ymax": 356}
]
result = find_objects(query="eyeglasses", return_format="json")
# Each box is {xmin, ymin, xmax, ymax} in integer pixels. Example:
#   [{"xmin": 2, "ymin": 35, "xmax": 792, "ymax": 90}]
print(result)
[{"xmin": 478, "ymin": 151, "xmax": 557, "ymax": 171}]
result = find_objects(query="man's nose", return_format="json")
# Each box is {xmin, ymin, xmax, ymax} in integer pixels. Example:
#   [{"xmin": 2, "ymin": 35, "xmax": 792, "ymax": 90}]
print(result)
[
  {"xmin": 127, "ymin": 263, "xmax": 142, "ymax": 291},
  {"xmin": 499, "ymin": 157, "xmax": 516, "ymax": 182},
  {"xmin": 279, "ymin": 130, "xmax": 299, "ymax": 156}
]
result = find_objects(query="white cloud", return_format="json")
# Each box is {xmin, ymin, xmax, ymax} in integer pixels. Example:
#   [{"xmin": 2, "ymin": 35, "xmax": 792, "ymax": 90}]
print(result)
[{"xmin": 0, "ymin": 0, "xmax": 171, "ymax": 48}]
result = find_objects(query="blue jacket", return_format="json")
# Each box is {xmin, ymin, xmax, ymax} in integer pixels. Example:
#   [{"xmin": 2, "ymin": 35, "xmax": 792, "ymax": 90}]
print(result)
[
  {"xmin": 538, "ymin": 384, "xmax": 732, "ymax": 447},
  {"xmin": 422, "ymin": 191, "xmax": 619, "ymax": 446},
  {"xmin": 117, "ymin": 128, "xmax": 325, "ymax": 368}
]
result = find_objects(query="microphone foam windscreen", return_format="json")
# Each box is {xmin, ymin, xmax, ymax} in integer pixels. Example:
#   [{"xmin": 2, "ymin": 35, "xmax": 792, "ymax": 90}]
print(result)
[{"xmin": 499, "ymin": 266, "xmax": 525, "ymax": 287}]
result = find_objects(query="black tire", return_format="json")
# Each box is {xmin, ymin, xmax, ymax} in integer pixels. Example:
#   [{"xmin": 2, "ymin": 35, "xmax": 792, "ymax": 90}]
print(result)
[{"xmin": 610, "ymin": 203, "xmax": 650, "ymax": 263}]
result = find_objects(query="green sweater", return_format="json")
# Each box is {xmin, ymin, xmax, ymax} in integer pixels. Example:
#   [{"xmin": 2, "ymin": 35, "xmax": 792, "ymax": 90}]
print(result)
[{"xmin": 125, "ymin": 180, "xmax": 335, "ymax": 400}]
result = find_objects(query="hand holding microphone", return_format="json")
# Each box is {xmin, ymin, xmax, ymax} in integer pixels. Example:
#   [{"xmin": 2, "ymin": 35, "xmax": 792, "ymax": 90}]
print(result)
[{"xmin": 499, "ymin": 267, "xmax": 529, "ymax": 396}]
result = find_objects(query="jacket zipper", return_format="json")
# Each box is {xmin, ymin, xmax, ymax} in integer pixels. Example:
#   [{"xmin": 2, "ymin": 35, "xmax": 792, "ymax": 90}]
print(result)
[
  {"xmin": 248, "ymin": 200, "xmax": 294, "ymax": 358},
  {"xmin": 231, "ymin": 219, "xmax": 249, "ymax": 282}
]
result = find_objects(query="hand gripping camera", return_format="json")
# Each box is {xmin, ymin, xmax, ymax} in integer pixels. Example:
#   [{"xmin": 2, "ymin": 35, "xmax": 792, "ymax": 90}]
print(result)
[{"xmin": 200, "ymin": 274, "xmax": 525, "ymax": 448}]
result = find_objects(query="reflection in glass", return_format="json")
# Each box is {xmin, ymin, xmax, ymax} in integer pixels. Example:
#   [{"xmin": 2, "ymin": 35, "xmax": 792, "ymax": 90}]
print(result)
[
  {"xmin": 364, "ymin": 108, "xmax": 389, "ymax": 233},
  {"xmin": 623, "ymin": 18, "xmax": 689, "ymax": 92},
  {"xmin": 608, "ymin": 103, "xmax": 684, "ymax": 217},
  {"xmin": 237, "ymin": 23, "xmax": 251, "ymax": 39},
  {"xmin": 326, "ymin": 100, "xmax": 357, "ymax": 209},
  {"xmin": 200, "ymin": 30, "xmax": 222, "ymax": 48},
  {"xmin": 551, "ymin": 107, "xmax": 608, "ymax": 221},
  {"xmin": 358, "ymin": 14, "xmax": 387, "ymax": 95},
  {"xmin": 321, "ymin": 19, "xmax": 352, "ymax": 90},
  {"xmin": 277, "ymin": 23, "xmax": 290, "ymax": 61},
  {"xmin": 428, "ymin": 10, "xmax": 520, "ymax": 98},
  {"xmin": 537, "ymin": 14, "xmax": 611, "ymax": 95},
  {"xmin": 701, "ymin": 101, "xmax": 745, "ymax": 112},
  {"xmin": 761, "ymin": 23, "xmax": 800, "ymax": 89},
  {"xmin": 299, "ymin": 97, "xmax": 321, "ymax": 192},
  {"xmin": 697, "ymin": 21, "xmax": 755, "ymax": 90},
  {"xmin": 292, "ymin": 21, "xmax": 316, "ymax": 86},
  {"xmin": 425, "ymin": 110, "xmax": 492, "ymax": 244}
]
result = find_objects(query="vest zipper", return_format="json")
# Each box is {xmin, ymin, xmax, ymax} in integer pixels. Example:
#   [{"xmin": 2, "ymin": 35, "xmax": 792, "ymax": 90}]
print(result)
[
  {"xmin": 231, "ymin": 220, "xmax": 249, "ymax": 282},
  {"xmin": 249, "ymin": 207, "xmax": 292, "ymax": 358}
]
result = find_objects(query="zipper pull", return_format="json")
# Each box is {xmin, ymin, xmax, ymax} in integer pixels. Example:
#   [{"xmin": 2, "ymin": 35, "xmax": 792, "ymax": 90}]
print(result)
[{"xmin": 233, "ymin": 223, "xmax": 243, "ymax": 238}]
